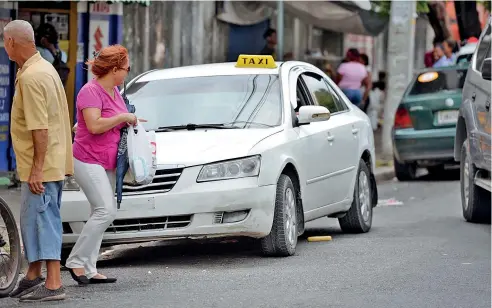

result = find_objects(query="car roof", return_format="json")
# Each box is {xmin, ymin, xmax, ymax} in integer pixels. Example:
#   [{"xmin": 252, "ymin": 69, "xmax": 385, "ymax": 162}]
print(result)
[{"xmin": 135, "ymin": 62, "xmax": 283, "ymax": 83}]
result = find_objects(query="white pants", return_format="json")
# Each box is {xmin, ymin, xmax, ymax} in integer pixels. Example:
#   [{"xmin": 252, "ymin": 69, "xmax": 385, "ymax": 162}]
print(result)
[{"xmin": 66, "ymin": 158, "xmax": 116, "ymax": 278}]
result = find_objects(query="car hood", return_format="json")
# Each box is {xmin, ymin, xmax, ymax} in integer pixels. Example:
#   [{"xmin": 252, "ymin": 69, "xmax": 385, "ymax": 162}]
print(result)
[{"xmin": 154, "ymin": 127, "xmax": 283, "ymax": 166}]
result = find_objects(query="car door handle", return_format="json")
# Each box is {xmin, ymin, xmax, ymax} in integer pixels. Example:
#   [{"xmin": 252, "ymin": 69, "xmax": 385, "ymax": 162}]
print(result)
[
  {"xmin": 486, "ymin": 100, "xmax": 490, "ymax": 111},
  {"xmin": 327, "ymin": 133, "xmax": 335, "ymax": 142},
  {"xmin": 472, "ymin": 93, "xmax": 476, "ymax": 101},
  {"xmin": 352, "ymin": 128, "xmax": 359, "ymax": 135}
]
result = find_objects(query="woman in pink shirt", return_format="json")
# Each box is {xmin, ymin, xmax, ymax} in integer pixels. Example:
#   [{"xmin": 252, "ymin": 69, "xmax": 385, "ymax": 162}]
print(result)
[
  {"xmin": 66, "ymin": 45, "xmax": 137, "ymax": 285},
  {"xmin": 336, "ymin": 49, "xmax": 371, "ymax": 108}
]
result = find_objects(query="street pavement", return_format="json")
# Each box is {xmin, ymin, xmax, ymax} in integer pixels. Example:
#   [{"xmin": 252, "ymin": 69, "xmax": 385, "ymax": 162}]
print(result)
[{"xmin": 0, "ymin": 168, "xmax": 490, "ymax": 308}]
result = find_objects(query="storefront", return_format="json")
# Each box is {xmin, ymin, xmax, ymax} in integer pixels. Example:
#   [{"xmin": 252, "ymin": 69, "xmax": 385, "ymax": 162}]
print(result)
[{"xmin": 0, "ymin": 0, "xmax": 147, "ymax": 174}]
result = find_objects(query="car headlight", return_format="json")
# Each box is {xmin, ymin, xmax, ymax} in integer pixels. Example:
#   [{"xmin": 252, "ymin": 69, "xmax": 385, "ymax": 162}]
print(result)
[
  {"xmin": 63, "ymin": 175, "xmax": 80, "ymax": 191},
  {"xmin": 197, "ymin": 155, "xmax": 261, "ymax": 182}
]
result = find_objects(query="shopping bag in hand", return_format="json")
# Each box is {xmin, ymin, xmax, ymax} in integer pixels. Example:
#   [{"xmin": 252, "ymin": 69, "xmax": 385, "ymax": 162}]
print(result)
[{"xmin": 127, "ymin": 122, "xmax": 156, "ymax": 185}]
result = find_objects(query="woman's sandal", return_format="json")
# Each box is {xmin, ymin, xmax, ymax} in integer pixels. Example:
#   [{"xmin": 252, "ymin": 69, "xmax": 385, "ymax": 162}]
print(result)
[{"xmin": 68, "ymin": 268, "xmax": 90, "ymax": 285}]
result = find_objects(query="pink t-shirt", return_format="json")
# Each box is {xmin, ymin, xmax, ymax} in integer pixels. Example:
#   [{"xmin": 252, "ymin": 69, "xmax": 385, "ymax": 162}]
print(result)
[
  {"xmin": 72, "ymin": 80, "xmax": 128, "ymax": 170},
  {"xmin": 337, "ymin": 62, "xmax": 368, "ymax": 90}
]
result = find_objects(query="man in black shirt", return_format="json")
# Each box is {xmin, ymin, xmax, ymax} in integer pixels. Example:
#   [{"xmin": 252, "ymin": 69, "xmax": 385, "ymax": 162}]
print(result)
[{"xmin": 259, "ymin": 28, "xmax": 277, "ymax": 59}]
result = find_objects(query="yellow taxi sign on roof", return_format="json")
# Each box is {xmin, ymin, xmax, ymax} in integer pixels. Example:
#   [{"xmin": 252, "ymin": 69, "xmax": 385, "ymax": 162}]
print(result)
[
  {"xmin": 236, "ymin": 54, "xmax": 277, "ymax": 69},
  {"xmin": 418, "ymin": 71, "xmax": 439, "ymax": 83}
]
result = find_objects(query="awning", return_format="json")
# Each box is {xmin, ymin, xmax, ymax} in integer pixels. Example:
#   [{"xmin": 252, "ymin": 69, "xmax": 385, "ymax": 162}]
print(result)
[
  {"xmin": 84, "ymin": 0, "xmax": 150, "ymax": 6},
  {"xmin": 105, "ymin": 0, "xmax": 149, "ymax": 6},
  {"xmin": 216, "ymin": 1, "xmax": 388, "ymax": 37}
]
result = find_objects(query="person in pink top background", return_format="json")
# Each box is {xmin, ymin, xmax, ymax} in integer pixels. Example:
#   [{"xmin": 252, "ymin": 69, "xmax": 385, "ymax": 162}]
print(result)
[
  {"xmin": 66, "ymin": 45, "xmax": 137, "ymax": 285},
  {"xmin": 336, "ymin": 48, "xmax": 371, "ymax": 109}
]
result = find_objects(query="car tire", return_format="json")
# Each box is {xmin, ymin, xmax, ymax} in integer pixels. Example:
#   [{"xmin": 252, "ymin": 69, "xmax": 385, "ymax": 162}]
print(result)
[
  {"xmin": 339, "ymin": 159, "xmax": 373, "ymax": 233},
  {"xmin": 261, "ymin": 174, "xmax": 298, "ymax": 257},
  {"xmin": 460, "ymin": 139, "xmax": 491, "ymax": 223},
  {"xmin": 394, "ymin": 156, "xmax": 417, "ymax": 181}
]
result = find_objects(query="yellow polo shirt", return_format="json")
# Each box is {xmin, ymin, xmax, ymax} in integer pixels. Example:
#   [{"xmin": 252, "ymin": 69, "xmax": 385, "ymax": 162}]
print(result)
[{"xmin": 10, "ymin": 52, "xmax": 74, "ymax": 182}]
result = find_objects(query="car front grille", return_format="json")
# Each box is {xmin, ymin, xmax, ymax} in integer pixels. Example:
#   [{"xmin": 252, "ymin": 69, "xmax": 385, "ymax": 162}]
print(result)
[
  {"xmin": 122, "ymin": 167, "xmax": 183, "ymax": 196},
  {"xmin": 105, "ymin": 215, "xmax": 193, "ymax": 233}
]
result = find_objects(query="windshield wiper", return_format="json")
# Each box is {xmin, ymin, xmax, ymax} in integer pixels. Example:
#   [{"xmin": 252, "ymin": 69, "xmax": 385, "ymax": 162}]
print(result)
[
  {"xmin": 222, "ymin": 121, "xmax": 276, "ymax": 128},
  {"xmin": 156, "ymin": 123, "xmax": 238, "ymax": 131}
]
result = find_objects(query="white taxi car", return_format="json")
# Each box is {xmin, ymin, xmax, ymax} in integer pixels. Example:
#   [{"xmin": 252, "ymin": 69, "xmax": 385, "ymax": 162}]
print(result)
[{"xmin": 61, "ymin": 55, "xmax": 378, "ymax": 258}]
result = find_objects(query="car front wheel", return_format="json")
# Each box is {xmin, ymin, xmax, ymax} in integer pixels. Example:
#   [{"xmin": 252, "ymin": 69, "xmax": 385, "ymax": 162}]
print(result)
[
  {"xmin": 261, "ymin": 174, "xmax": 298, "ymax": 257},
  {"xmin": 339, "ymin": 159, "xmax": 373, "ymax": 233}
]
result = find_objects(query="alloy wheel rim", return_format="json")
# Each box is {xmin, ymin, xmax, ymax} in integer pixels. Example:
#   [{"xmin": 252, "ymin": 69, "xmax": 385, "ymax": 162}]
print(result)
[
  {"xmin": 359, "ymin": 172, "xmax": 371, "ymax": 222},
  {"xmin": 284, "ymin": 187, "xmax": 297, "ymax": 247},
  {"xmin": 463, "ymin": 154, "xmax": 470, "ymax": 209}
]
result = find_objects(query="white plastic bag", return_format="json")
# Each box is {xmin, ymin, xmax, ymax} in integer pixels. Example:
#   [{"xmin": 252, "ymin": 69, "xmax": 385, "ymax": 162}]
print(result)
[{"xmin": 127, "ymin": 123, "xmax": 157, "ymax": 185}]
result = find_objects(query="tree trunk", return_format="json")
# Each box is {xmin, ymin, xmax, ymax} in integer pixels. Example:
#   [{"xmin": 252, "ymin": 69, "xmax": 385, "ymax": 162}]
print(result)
[
  {"xmin": 427, "ymin": 1, "xmax": 451, "ymax": 42},
  {"xmin": 455, "ymin": 1, "xmax": 482, "ymax": 40}
]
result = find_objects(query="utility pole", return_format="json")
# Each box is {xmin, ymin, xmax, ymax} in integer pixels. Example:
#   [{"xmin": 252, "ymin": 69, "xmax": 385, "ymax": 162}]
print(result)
[
  {"xmin": 381, "ymin": 0, "xmax": 417, "ymax": 161},
  {"xmin": 276, "ymin": 0, "xmax": 284, "ymax": 61}
]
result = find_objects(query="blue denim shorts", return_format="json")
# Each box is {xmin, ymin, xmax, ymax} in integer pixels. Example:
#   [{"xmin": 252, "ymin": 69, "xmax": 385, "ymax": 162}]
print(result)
[
  {"xmin": 341, "ymin": 88, "xmax": 363, "ymax": 107},
  {"xmin": 20, "ymin": 181, "xmax": 63, "ymax": 263}
]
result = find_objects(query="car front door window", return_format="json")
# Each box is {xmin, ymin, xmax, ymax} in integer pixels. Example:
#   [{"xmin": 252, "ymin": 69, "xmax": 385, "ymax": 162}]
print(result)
[{"xmin": 301, "ymin": 73, "xmax": 340, "ymax": 114}]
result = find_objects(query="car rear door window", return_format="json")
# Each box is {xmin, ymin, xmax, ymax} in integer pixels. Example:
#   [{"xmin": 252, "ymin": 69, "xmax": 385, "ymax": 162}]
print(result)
[{"xmin": 301, "ymin": 73, "xmax": 340, "ymax": 114}]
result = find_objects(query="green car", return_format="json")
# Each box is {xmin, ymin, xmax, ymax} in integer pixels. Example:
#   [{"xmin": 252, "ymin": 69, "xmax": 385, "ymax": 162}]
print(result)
[{"xmin": 392, "ymin": 66, "xmax": 468, "ymax": 181}]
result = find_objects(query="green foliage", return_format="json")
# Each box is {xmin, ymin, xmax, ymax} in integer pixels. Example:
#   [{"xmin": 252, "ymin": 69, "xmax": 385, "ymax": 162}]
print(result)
[
  {"xmin": 477, "ymin": 0, "xmax": 491, "ymax": 12},
  {"xmin": 372, "ymin": 0, "xmax": 490, "ymax": 16},
  {"xmin": 370, "ymin": 0, "xmax": 430, "ymax": 16}
]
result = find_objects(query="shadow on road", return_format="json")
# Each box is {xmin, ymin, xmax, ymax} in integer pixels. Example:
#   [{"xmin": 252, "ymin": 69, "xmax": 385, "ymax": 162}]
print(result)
[
  {"xmin": 414, "ymin": 167, "xmax": 460, "ymax": 182},
  {"xmin": 96, "ymin": 224, "xmax": 347, "ymax": 269}
]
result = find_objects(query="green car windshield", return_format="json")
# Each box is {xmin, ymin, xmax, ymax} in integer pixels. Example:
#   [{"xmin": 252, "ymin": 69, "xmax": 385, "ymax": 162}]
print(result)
[{"xmin": 408, "ymin": 69, "xmax": 468, "ymax": 96}]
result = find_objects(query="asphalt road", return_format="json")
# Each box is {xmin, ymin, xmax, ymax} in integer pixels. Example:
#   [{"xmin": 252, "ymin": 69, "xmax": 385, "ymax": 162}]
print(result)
[{"xmin": 1, "ymin": 169, "xmax": 490, "ymax": 308}]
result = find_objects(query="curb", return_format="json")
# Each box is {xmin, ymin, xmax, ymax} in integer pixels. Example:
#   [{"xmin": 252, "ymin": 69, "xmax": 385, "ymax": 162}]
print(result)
[{"xmin": 374, "ymin": 167, "xmax": 395, "ymax": 183}]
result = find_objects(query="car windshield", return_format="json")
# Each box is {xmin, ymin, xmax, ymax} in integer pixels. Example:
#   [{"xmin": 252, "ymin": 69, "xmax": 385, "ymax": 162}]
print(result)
[
  {"xmin": 408, "ymin": 69, "xmax": 467, "ymax": 96},
  {"xmin": 125, "ymin": 74, "xmax": 282, "ymax": 130}
]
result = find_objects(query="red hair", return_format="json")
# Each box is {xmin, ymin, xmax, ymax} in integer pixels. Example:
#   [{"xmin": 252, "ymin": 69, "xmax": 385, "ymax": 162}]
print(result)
[{"xmin": 86, "ymin": 44, "xmax": 128, "ymax": 77}]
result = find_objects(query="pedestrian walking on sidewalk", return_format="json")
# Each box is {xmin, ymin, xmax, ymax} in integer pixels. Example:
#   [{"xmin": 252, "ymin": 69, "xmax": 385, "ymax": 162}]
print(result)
[
  {"xmin": 335, "ymin": 48, "xmax": 371, "ymax": 109},
  {"xmin": 259, "ymin": 28, "xmax": 277, "ymax": 60},
  {"xmin": 65, "ymin": 45, "xmax": 137, "ymax": 285},
  {"xmin": 4, "ymin": 20, "xmax": 74, "ymax": 302}
]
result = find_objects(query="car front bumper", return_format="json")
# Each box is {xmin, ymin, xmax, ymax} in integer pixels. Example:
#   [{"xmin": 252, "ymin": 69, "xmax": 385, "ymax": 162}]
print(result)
[
  {"xmin": 393, "ymin": 127, "xmax": 457, "ymax": 163},
  {"xmin": 61, "ymin": 168, "xmax": 277, "ymax": 247}
]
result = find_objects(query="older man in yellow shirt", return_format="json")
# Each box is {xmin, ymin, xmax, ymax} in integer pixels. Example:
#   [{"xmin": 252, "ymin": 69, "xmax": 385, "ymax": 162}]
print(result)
[{"xmin": 4, "ymin": 20, "xmax": 73, "ymax": 302}]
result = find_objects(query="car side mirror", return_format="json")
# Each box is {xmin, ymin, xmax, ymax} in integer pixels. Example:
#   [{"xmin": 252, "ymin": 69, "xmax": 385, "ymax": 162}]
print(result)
[
  {"xmin": 297, "ymin": 106, "xmax": 331, "ymax": 126},
  {"xmin": 481, "ymin": 58, "xmax": 491, "ymax": 81}
]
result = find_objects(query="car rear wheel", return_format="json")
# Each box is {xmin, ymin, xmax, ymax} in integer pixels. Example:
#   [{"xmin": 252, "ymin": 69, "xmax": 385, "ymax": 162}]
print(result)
[
  {"xmin": 461, "ymin": 139, "xmax": 491, "ymax": 223},
  {"xmin": 261, "ymin": 174, "xmax": 298, "ymax": 257},
  {"xmin": 394, "ymin": 156, "xmax": 417, "ymax": 181},
  {"xmin": 339, "ymin": 160, "xmax": 373, "ymax": 233}
]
